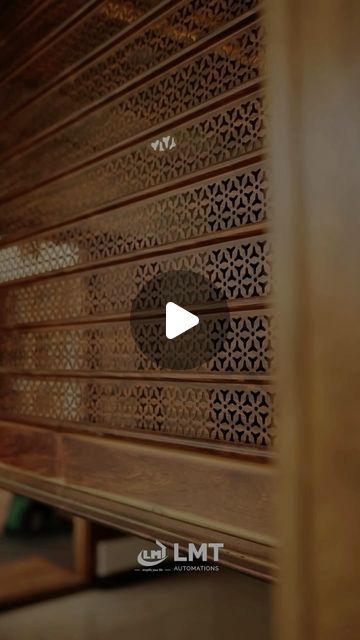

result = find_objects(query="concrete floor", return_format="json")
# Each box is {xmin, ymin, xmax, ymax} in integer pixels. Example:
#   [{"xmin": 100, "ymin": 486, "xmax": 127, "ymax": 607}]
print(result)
[{"xmin": 0, "ymin": 569, "xmax": 272, "ymax": 640}]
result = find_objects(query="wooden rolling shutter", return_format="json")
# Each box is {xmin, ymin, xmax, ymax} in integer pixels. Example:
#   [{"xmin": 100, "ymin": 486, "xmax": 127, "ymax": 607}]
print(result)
[{"xmin": 0, "ymin": 0, "xmax": 274, "ymax": 576}]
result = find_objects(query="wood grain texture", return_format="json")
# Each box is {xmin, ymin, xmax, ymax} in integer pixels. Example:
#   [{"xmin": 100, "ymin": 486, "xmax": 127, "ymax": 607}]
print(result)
[
  {"xmin": 0, "ymin": 421, "xmax": 274, "ymax": 544},
  {"xmin": 268, "ymin": 0, "xmax": 360, "ymax": 638},
  {"xmin": 0, "ymin": 422, "xmax": 58, "ymax": 476},
  {"xmin": 61, "ymin": 433, "xmax": 275, "ymax": 544}
]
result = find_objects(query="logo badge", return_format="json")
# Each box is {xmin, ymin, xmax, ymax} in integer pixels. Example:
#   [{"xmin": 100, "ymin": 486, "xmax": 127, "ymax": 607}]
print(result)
[
  {"xmin": 136, "ymin": 540, "xmax": 224, "ymax": 573},
  {"xmin": 137, "ymin": 540, "xmax": 167, "ymax": 567}
]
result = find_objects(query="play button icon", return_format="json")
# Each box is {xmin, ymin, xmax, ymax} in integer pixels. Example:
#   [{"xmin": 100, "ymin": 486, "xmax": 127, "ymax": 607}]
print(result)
[
  {"xmin": 166, "ymin": 302, "xmax": 199, "ymax": 340},
  {"xmin": 130, "ymin": 269, "xmax": 230, "ymax": 371}
]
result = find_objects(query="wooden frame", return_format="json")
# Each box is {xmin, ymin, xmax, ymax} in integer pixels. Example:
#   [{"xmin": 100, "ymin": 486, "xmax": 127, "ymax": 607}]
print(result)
[{"xmin": 268, "ymin": 1, "xmax": 360, "ymax": 638}]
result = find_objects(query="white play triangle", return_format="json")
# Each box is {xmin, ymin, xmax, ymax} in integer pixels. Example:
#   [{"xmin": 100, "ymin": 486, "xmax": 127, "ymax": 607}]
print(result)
[{"xmin": 165, "ymin": 302, "xmax": 199, "ymax": 340}]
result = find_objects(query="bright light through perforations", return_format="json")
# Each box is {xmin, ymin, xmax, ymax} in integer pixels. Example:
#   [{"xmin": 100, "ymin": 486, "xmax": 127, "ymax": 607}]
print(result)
[{"xmin": 150, "ymin": 135, "xmax": 176, "ymax": 151}]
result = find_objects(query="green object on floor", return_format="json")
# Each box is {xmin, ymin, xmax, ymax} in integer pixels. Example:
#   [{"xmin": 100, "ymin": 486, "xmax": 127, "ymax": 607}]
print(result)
[
  {"xmin": 5, "ymin": 495, "xmax": 32, "ymax": 534},
  {"xmin": 4, "ymin": 495, "xmax": 71, "ymax": 536}
]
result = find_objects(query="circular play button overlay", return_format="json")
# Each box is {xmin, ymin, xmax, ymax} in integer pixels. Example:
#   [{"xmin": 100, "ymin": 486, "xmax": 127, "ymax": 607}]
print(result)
[{"xmin": 130, "ymin": 269, "xmax": 229, "ymax": 371}]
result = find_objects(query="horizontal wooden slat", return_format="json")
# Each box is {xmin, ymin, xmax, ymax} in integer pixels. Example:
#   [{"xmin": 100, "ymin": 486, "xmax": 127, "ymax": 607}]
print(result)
[
  {"xmin": 0, "ymin": 421, "xmax": 58, "ymax": 475},
  {"xmin": 62, "ymin": 432, "xmax": 275, "ymax": 540},
  {"xmin": 0, "ymin": 421, "xmax": 275, "ymax": 542},
  {"xmin": 0, "ymin": 376, "xmax": 275, "ymax": 450},
  {"xmin": 0, "ymin": 310, "xmax": 274, "ymax": 375},
  {"xmin": 0, "ymin": 236, "xmax": 271, "ymax": 327}
]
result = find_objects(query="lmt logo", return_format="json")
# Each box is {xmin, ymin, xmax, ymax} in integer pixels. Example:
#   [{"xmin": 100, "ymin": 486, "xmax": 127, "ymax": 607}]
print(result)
[
  {"xmin": 137, "ymin": 540, "xmax": 167, "ymax": 567},
  {"xmin": 137, "ymin": 540, "xmax": 224, "ymax": 569}
]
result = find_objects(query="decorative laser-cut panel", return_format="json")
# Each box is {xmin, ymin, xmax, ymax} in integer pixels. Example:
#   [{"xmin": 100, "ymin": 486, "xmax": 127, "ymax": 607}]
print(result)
[
  {"xmin": 0, "ymin": 93, "xmax": 266, "ymax": 239},
  {"xmin": 0, "ymin": 0, "xmax": 163, "ymax": 117},
  {"xmin": 0, "ymin": 20, "xmax": 265, "ymax": 195},
  {"xmin": 0, "ymin": 0, "xmax": 259, "ymax": 154},
  {"xmin": 0, "ymin": 376, "xmax": 275, "ymax": 447},
  {"xmin": 0, "ymin": 165, "xmax": 268, "ymax": 284},
  {"xmin": 0, "ymin": 312, "xmax": 274, "ymax": 375},
  {"xmin": 0, "ymin": 1, "xmax": 273, "ymax": 460},
  {"xmin": 1, "ymin": 237, "xmax": 271, "ymax": 327}
]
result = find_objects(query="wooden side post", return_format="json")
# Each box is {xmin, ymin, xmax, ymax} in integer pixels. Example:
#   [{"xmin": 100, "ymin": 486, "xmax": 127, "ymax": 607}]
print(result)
[{"xmin": 267, "ymin": 1, "xmax": 360, "ymax": 639}]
